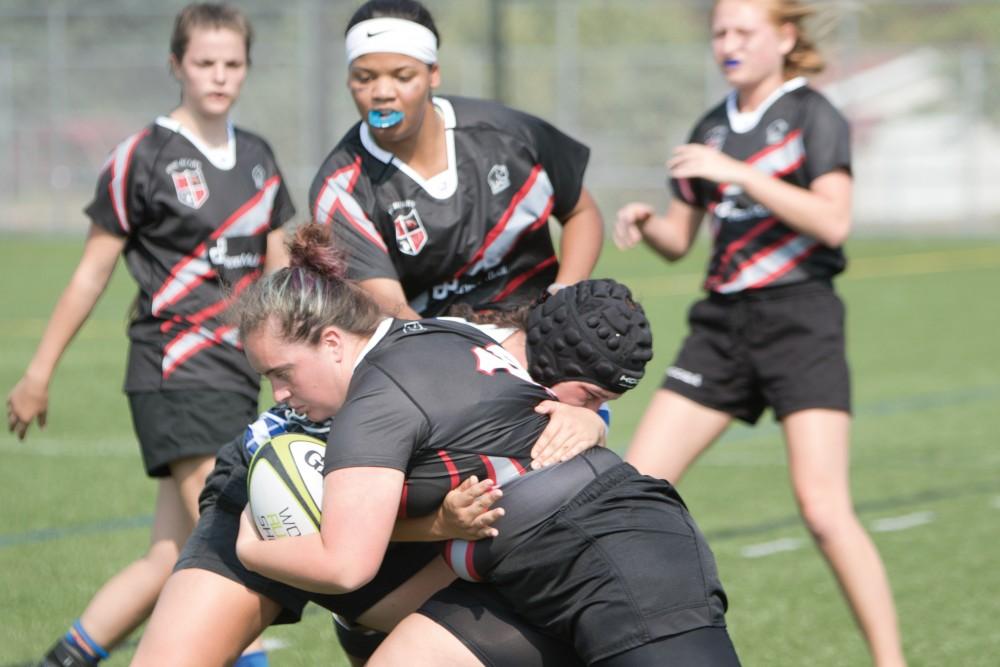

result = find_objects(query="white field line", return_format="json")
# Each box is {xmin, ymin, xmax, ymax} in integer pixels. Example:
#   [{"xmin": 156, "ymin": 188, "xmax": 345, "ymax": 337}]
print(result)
[
  {"xmin": 869, "ymin": 511, "xmax": 935, "ymax": 533},
  {"xmin": 741, "ymin": 538, "xmax": 805, "ymax": 559}
]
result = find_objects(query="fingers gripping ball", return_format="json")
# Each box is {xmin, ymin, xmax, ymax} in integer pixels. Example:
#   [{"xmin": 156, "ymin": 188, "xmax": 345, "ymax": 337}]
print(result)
[
  {"xmin": 526, "ymin": 279, "xmax": 654, "ymax": 393},
  {"xmin": 247, "ymin": 433, "xmax": 326, "ymax": 539}
]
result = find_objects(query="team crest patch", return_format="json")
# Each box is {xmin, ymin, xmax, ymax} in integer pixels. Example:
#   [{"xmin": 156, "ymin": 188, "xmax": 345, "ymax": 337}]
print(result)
[
  {"xmin": 166, "ymin": 158, "xmax": 210, "ymax": 209},
  {"xmin": 704, "ymin": 126, "xmax": 728, "ymax": 150},
  {"xmin": 487, "ymin": 164, "xmax": 510, "ymax": 195},
  {"xmin": 389, "ymin": 200, "xmax": 428, "ymax": 256},
  {"xmin": 766, "ymin": 119, "xmax": 790, "ymax": 145}
]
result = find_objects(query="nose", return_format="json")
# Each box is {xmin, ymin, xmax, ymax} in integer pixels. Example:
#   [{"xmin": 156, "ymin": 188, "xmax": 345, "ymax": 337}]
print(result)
[
  {"xmin": 272, "ymin": 384, "xmax": 291, "ymax": 404},
  {"xmin": 371, "ymin": 75, "xmax": 395, "ymax": 103},
  {"xmin": 212, "ymin": 62, "xmax": 227, "ymax": 83}
]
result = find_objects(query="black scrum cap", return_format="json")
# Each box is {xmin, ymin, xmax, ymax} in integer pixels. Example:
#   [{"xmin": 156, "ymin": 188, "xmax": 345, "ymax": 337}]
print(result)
[{"xmin": 526, "ymin": 279, "xmax": 653, "ymax": 393}]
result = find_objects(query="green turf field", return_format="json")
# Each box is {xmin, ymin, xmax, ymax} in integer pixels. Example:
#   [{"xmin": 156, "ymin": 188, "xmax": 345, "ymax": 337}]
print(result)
[{"xmin": 1, "ymin": 235, "xmax": 998, "ymax": 666}]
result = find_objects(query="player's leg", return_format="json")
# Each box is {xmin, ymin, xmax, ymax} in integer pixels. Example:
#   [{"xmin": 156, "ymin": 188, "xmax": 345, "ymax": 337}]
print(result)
[
  {"xmin": 624, "ymin": 388, "xmax": 731, "ymax": 483},
  {"xmin": 783, "ymin": 409, "xmax": 905, "ymax": 667},
  {"xmin": 368, "ymin": 614, "xmax": 484, "ymax": 667},
  {"xmin": 131, "ymin": 567, "xmax": 282, "ymax": 667}
]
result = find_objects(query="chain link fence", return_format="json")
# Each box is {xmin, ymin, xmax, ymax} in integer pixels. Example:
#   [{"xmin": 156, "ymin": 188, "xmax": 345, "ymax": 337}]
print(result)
[{"xmin": 2, "ymin": 0, "xmax": 998, "ymax": 233}]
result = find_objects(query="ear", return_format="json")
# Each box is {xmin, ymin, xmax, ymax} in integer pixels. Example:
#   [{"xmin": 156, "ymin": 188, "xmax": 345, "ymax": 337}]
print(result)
[
  {"xmin": 428, "ymin": 63, "xmax": 441, "ymax": 90},
  {"xmin": 319, "ymin": 325, "xmax": 346, "ymax": 362},
  {"xmin": 168, "ymin": 54, "xmax": 182, "ymax": 81},
  {"xmin": 778, "ymin": 22, "xmax": 797, "ymax": 57}
]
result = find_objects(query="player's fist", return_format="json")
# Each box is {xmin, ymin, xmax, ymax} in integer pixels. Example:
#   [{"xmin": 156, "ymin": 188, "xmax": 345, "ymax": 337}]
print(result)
[
  {"xmin": 614, "ymin": 202, "xmax": 655, "ymax": 249},
  {"xmin": 7, "ymin": 375, "xmax": 49, "ymax": 441}
]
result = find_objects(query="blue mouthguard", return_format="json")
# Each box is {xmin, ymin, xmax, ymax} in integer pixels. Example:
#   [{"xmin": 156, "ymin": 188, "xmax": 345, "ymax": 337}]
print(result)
[{"xmin": 368, "ymin": 109, "xmax": 405, "ymax": 128}]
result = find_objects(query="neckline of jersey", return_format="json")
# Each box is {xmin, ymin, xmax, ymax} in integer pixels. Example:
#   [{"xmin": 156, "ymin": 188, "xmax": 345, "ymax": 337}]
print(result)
[
  {"xmin": 359, "ymin": 97, "xmax": 458, "ymax": 200},
  {"xmin": 725, "ymin": 76, "xmax": 807, "ymax": 134},
  {"xmin": 155, "ymin": 116, "xmax": 237, "ymax": 170},
  {"xmin": 353, "ymin": 317, "xmax": 395, "ymax": 371}
]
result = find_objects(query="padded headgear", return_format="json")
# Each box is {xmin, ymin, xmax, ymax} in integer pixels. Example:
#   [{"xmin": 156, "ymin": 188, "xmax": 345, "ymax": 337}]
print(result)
[{"xmin": 526, "ymin": 279, "xmax": 653, "ymax": 393}]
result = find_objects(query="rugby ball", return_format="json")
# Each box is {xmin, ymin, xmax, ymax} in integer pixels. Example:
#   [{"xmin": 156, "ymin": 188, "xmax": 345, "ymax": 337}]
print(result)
[{"xmin": 247, "ymin": 433, "xmax": 326, "ymax": 539}]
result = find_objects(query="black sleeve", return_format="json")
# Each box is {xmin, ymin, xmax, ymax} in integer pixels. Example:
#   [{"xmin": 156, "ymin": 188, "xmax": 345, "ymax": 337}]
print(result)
[
  {"xmin": 309, "ymin": 147, "xmax": 399, "ymax": 283},
  {"xmin": 802, "ymin": 93, "xmax": 852, "ymax": 183},
  {"xmin": 323, "ymin": 365, "xmax": 428, "ymax": 474},
  {"xmin": 84, "ymin": 129, "xmax": 153, "ymax": 237},
  {"xmin": 508, "ymin": 108, "xmax": 590, "ymax": 220}
]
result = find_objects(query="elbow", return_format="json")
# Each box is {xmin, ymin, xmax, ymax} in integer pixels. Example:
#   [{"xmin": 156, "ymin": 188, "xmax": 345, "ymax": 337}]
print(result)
[
  {"xmin": 821, "ymin": 216, "xmax": 852, "ymax": 248},
  {"xmin": 326, "ymin": 561, "xmax": 378, "ymax": 594}
]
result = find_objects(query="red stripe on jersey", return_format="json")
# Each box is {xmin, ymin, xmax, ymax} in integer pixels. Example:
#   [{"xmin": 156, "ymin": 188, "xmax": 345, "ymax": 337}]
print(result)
[
  {"xmin": 746, "ymin": 129, "xmax": 803, "ymax": 168},
  {"xmin": 677, "ymin": 177, "xmax": 696, "ymax": 205},
  {"xmin": 151, "ymin": 178, "xmax": 278, "ymax": 316},
  {"xmin": 464, "ymin": 542, "xmax": 481, "ymax": 582},
  {"xmin": 479, "ymin": 455, "xmax": 498, "ymax": 483},
  {"xmin": 745, "ymin": 241, "xmax": 820, "ymax": 290},
  {"xmin": 522, "ymin": 195, "xmax": 555, "ymax": 235},
  {"xmin": 397, "ymin": 482, "xmax": 410, "ymax": 518},
  {"xmin": 436, "ymin": 450, "xmax": 461, "ymax": 489},
  {"xmin": 454, "ymin": 164, "xmax": 543, "ymax": 279},
  {"xmin": 705, "ymin": 217, "xmax": 778, "ymax": 290},
  {"xmin": 160, "ymin": 270, "xmax": 260, "ymax": 334},
  {"xmin": 107, "ymin": 129, "xmax": 150, "ymax": 234},
  {"xmin": 314, "ymin": 156, "xmax": 388, "ymax": 253},
  {"xmin": 490, "ymin": 254, "xmax": 558, "ymax": 303},
  {"xmin": 509, "ymin": 458, "xmax": 527, "ymax": 475},
  {"xmin": 162, "ymin": 324, "xmax": 237, "ymax": 379}
]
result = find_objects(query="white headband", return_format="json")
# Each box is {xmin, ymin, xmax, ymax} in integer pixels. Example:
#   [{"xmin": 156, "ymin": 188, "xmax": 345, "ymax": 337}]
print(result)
[{"xmin": 345, "ymin": 17, "xmax": 438, "ymax": 65}]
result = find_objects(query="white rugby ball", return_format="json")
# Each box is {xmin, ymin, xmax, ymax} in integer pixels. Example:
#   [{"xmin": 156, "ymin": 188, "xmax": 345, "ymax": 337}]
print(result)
[{"xmin": 247, "ymin": 433, "xmax": 326, "ymax": 539}]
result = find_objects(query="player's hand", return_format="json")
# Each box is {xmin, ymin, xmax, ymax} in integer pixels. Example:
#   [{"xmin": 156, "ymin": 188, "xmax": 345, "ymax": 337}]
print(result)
[
  {"xmin": 530, "ymin": 400, "xmax": 606, "ymax": 469},
  {"xmin": 668, "ymin": 143, "xmax": 749, "ymax": 185},
  {"xmin": 614, "ymin": 202, "xmax": 655, "ymax": 249},
  {"xmin": 6, "ymin": 375, "xmax": 49, "ymax": 441},
  {"xmin": 437, "ymin": 475, "xmax": 504, "ymax": 540},
  {"xmin": 235, "ymin": 505, "xmax": 264, "ymax": 563}
]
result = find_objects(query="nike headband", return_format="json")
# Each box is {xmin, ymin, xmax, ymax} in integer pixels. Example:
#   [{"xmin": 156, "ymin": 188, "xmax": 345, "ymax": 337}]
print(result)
[{"xmin": 345, "ymin": 18, "xmax": 438, "ymax": 65}]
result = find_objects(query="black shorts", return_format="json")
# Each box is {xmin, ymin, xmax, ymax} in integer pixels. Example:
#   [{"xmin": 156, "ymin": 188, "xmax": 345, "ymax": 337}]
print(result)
[
  {"xmin": 420, "ymin": 579, "xmax": 582, "ymax": 667},
  {"xmin": 446, "ymin": 464, "xmax": 728, "ymax": 664},
  {"xmin": 662, "ymin": 280, "xmax": 851, "ymax": 424},
  {"xmin": 128, "ymin": 390, "xmax": 258, "ymax": 477},
  {"xmin": 177, "ymin": 440, "xmax": 440, "ymax": 625}
]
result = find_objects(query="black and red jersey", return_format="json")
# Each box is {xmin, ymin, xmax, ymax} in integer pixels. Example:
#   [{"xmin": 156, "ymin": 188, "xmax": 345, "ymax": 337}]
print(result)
[
  {"xmin": 309, "ymin": 96, "xmax": 590, "ymax": 315},
  {"xmin": 323, "ymin": 318, "xmax": 555, "ymax": 519},
  {"xmin": 671, "ymin": 78, "xmax": 851, "ymax": 293},
  {"xmin": 86, "ymin": 117, "xmax": 295, "ymax": 399}
]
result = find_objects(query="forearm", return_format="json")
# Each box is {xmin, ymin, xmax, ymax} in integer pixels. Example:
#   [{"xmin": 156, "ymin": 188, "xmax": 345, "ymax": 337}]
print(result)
[
  {"xmin": 554, "ymin": 189, "xmax": 603, "ymax": 285},
  {"xmin": 639, "ymin": 200, "xmax": 702, "ymax": 262},
  {"xmin": 238, "ymin": 532, "xmax": 369, "ymax": 594},
  {"xmin": 26, "ymin": 271, "xmax": 112, "ymax": 383},
  {"xmin": 735, "ymin": 167, "xmax": 852, "ymax": 247}
]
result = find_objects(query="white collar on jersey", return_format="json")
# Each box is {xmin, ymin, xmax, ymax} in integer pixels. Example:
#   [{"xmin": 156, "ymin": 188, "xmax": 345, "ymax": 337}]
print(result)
[
  {"xmin": 726, "ymin": 76, "xmax": 807, "ymax": 134},
  {"xmin": 352, "ymin": 317, "xmax": 394, "ymax": 371},
  {"xmin": 156, "ymin": 116, "xmax": 237, "ymax": 170},
  {"xmin": 359, "ymin": 97, "xmax": 458, "ymax": 200}
]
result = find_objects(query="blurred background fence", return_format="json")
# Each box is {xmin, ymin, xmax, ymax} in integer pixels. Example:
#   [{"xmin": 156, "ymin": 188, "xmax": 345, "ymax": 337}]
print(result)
[{"xmin": 2, "ymin": 0, "xmax": 999, "ymax": 234}]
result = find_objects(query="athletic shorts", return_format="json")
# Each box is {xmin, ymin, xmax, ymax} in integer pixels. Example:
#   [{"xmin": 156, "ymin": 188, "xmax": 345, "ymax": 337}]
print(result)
[
  {"xmin": 424, "ymin": 464, "xmax": 729, "ymax": 664},
  {"xmin": 128, "ymin": 390, "xmax": 258, "ymax": 477},
  {"xmin": 662, "ymin": 280, "xmax": 851, "ymax": 424},
  {"xmin": 177, "ymin": 439, "xmax": 440, "ymax": 625},
  {"xmin": 420, "ymin": 579, "xmax": 582, "ymax": 667}
]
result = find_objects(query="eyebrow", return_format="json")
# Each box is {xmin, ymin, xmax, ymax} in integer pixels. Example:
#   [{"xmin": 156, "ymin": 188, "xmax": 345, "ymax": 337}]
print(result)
[{"xmin": 261, "ymin": 363, "xmax": 293, "ymax": 377}]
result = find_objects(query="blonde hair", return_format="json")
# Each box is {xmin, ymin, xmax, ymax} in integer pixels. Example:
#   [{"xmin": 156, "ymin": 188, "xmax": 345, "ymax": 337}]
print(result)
[{"xmin": 232, "ymin": 223, "xmax": 383, "ymax": 345}]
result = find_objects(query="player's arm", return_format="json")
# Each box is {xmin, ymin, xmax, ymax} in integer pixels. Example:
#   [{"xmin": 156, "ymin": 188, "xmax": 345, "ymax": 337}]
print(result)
[
  {"xmin": 614, "ymin": 196, "xmax": 705, "ymax": 262},
  {"xmin": 392, "ymin": 475, "xmax": 504, "ymax": 542},
  {"xmin": 358, "ymin": 278, "xmax": 421, "ymax": 319},
  {"xmin": 238, "ymin": 466, "xmax": 404, "ymax": 594},
  {"xmin": 264, "ymin": 227, "xmax": 289, "ymax": 274},
  {"xmin": 7, "ymin": 224, "xmax": 125, "ymax": 440},
  {"xmin": 552, "ymin": 187, "xmax": 603, "ymax": 289},
  {"xmin": 668, "ymin": 144, "xmax": 852, "ymax": 247}
]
